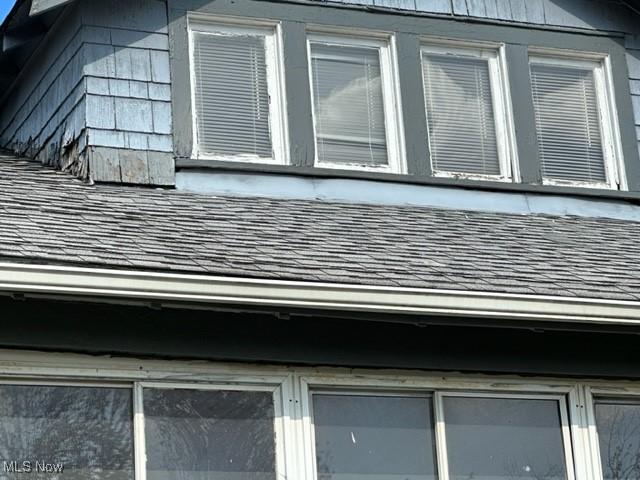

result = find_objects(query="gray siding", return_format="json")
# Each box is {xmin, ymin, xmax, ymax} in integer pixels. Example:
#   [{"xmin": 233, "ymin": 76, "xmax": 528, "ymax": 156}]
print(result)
[
  {"xmin": 80, "ymin": 0, "xmax": 174, "ymax": 184},
  {"xmin": 316, "ymin": 0, "xmax": 635, "ymax": 31},
  {"xmin": 0, "ymin": 0, "xmax": 174, "ymax": 185},
  {"xmin": 0, "ymin": 7, "xmax": 87, "ymax": 176}
]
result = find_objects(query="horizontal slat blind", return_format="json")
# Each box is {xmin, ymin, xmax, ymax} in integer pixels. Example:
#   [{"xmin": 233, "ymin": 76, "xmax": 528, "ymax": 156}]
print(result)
[
  {"xmin": 422, "ymin": 54, "xmax": 501, "ymax": 176},
  {"xmin": 193, "ymin": 32, "xmax": 273, "ymax": 159},
  {"xmin": 530, "ymin": 63, "xmax": 606, "ymax": 184},
  {"xmin": 310, "ymin": 43, "xmax": 388, "ymax": 166}
]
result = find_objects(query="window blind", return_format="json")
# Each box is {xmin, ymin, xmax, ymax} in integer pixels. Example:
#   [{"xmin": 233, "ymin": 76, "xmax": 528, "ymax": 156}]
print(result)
[
  {"xmin": 192, "ymin": 32, "xmax": 273, "ymax": 159},
  {"xmin": 310, "ymin": 43, "xmax": 388, "ymax": 166},
  {"xmin": 422, "ymin": 54, "xmax": 501, "ymax": 176},
  {"xmin": 530, "ymin": 63, "xmax": 607, "ymax": 184}
]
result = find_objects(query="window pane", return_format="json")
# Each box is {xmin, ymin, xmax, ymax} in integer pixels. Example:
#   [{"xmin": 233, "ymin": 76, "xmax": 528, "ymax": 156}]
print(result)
[
  {"xmin": 530, "ymin": 63, "xmax": 606, "ymax": 183},
  {"xmin": 443, "ymin": 397, "xmax": 568, "ymax": 480},
  {"xmin": 313, "ymin": 394, "xmax": 437, "ymax": 480},
  {"xmin": 144, "ymin": 388, "xmax": 276, "ymax": 480},
  {"xmin": 0, "ymin": 385, "xmax": 134, "ymax": 479},
  {"xmin": 595, "ymin": 402, "xmax": 640, "ymax": 480},
  {"xmin": 423, "ymin": 53, "xmax": 501, "ymax": 176},
  {"xmin": 193, "ymin": 32, "xmax": 273, "ymax": 159},
  {"xmin": 310, "ymin": 43, "xmax": 389, "ymax": 166}
]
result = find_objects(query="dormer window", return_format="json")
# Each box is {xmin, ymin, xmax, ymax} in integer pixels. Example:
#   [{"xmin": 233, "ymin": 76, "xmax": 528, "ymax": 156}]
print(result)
[
  {"xmin": 421, "ymin": 43, "xmax": 514, "ymax": 181},
  {"xmin": 529, "ymin": 53, "xmax": 623, "ymax": 189},
  {"xmin": 308, "ymin": 34, "xmax": 404, "ymax": 173},
  {"xmin": 189, "ymin": 20, "xmax": 288, "ymax": 164},
  {"xmin": 174, "ymin": 9, "xmax": 637, "ymax": 197}
]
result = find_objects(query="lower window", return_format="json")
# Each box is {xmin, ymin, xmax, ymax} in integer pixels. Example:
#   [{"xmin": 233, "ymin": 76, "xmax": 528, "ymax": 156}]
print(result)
[
  {"xmin": 309, "ymin": 391, "xmax": 573, "ymax": 480},
  {"xmin": 312, "ymin": 393, "xmax": 437, "ymax": 480},
  {"xmin": 2, "ymin": 373, "xmax": 640, "ymax": 480},
  {"xmin": 594, "ymin": 398, "xmax": 640, "ymax": 480},
  {"xmin": 441, "ymin": 395, "xmax": 571, "ymax": 480},
  {"xmin": 143, "ymin": 387, "xmax": 278, "ymax": 480},
  {"xmin": 0, "ymin": 384, "xmax": 134, "ymax": 479}
]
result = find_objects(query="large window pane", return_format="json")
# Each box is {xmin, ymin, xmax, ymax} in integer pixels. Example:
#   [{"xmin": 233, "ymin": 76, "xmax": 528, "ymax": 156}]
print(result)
[
  {"xmin": 422, "ymin": 53, "xmax": 500, "ymax": 176},
  {"xmin": 595, "ymin": 401, "xmax": 640, "ymax": 480},
  {"xmin": 192, "ymin": 30, "xmax": 273, "ymax": 159},
  {"xmin": 144, "ymin": 388, "xmax": 276, "ymax": 480},
  {"xmin": 443, "ymin": 396, "xmax": 568, "ymax": 480},
  {"xmin": 530, "ymin": 62, "xmax": 607, "ymax": 184},
  {"xmin": 0, "ymin": 385, "xmax": 134, "ymax": 479},
  {"xmin": 310, "ymin": 42, "xmax": 389, "ymax": 167},
  {"xmin": 312, "ymin": 394, "xmax": 437, "ymax": 480}
]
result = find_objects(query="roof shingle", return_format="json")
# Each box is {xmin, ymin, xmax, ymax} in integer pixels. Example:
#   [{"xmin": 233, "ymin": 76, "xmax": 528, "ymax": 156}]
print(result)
[{"xmin": 1, "ymin": 153, "xmax": 639, "ymax": 301}]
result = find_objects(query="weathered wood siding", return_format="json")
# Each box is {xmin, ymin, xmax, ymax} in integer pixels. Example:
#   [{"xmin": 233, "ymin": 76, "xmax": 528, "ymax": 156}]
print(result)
[
  {"xmin": 0, "ymin": 0, "xmax": 174, "ymax": 185},
  {"xmin": 313, "ymin": 0, "xmax": 635, "ymax": 31},
  {"xmin": 0, "ymin": 7, "xmax": 87, "ymax": 177},
  {"xmin": 80, "ymin": 0, "xmax": 174, "ymax": 184}
]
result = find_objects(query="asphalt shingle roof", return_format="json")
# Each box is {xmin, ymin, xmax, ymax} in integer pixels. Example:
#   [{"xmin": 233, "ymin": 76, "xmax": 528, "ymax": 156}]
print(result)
[{"xmin": 1, "ymin": 153, "xmax": 639, "ymax": 301}]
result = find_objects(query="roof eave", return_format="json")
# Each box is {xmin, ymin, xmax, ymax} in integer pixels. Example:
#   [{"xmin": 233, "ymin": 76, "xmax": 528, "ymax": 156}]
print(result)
[{"xmin": 3, "ymin": 262, "xmax": 640, "ymax": 327}]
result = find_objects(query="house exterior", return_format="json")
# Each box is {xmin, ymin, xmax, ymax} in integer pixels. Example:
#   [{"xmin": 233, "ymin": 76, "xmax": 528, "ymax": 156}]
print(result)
[{"xmin": 2, "ymin": 0, "xmax": 640, "ymax": 479}]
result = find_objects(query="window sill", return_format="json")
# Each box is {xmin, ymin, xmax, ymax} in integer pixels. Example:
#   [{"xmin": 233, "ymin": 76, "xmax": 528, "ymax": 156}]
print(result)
[{"xmin": 175, "ymin": 158, "xmax": 640, "ymax": 201}]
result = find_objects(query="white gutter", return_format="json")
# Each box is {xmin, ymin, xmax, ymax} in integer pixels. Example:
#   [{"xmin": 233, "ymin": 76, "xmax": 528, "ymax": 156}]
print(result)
[{"xmin": 0, "ymin": 262, "xmax": 639, "ymax": 325}]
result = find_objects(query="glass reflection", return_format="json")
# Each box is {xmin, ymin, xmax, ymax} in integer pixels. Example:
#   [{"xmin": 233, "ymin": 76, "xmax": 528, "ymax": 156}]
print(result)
[
  {"xmin": 144, "ymin": 388, "xmax": 276, "ymax": 480},
  {"xmin": 313, "ymin": 394, "xmax": 438, "ymax": 480},
  {"xmin": 0, "ymin": 385, "xmax": 134, "ymax": 480},
  {"xmin": 443, "ymin": 397, "xmax": 567, "ymax": 480},
  {"xmin": 310, "ymin": 43, "xmax": 389, "ymax": 166},
  {"xmin": 595, "ymin": 402, "xmax": 640, "ymax": 480}
]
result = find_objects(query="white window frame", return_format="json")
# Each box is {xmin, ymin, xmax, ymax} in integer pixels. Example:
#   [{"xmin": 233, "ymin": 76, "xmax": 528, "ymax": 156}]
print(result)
[
  {"xmin": 306, "ymin": 30, "xmax": 406, "ymax": 174},
  {"xmin": 421, "ymin": 39, "xmax": 518, "ymax": 183},
  {"xmin": 434, "ymin": 391, "xmax": 576, "ymax": 480},
  {"xmin": 584, "ymin": 386, "xmax": 640, "ymax": 480},
  {"xmin": 134, "ymin": 381, "xmax": 291, "ymax": 480},
  {"xmin": 529, "ymin": 49, "xmax": 626, "ymax": 191},
  {"xmin": 300, "ymin": 376, "xmax": 577, "ymax": 480},
  {"xmin": 187, "ymin": 15, "xmax": 289, "ymax": 165},
  {"xmin": 9, "ymin": 349, "xmax": 640, "ymax": 480}
]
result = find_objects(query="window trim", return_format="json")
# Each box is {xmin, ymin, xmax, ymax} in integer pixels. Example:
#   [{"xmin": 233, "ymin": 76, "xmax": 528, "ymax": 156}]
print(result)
[
  {"xmin": 306, "ymin": 31, "xmax": 406, "ymax": 174},
  {"xmin": 303, "ymin": 383, "xmax": 577, "ymax": 480},
  {"xmin": 529, "ymin": 49, "xmax": 626, "ymax": 191},
  {"xmin": 134, "ymin": 381, "xmax": 289, "ymax": 480},
  {"xmin": 584, "ymin": 386, "xmax": 640, "ymax": 480},
  {"xmin": 170, "ymin": 2, "xmax": 640, "ymax": 197},
  {"xmin": 187, "ymin": 15, "xmax": 290, "ymax": 165},
  {"xmin": 434, "ymin": 391, "xmax": 577, "ymax": 480},
  {"xmin": 421, "ymin": 40, "xmax": 518, "ymax": 183},
  {"xmin": 13, "ymin": 350, "xmax": 640, "ymax": 480}
]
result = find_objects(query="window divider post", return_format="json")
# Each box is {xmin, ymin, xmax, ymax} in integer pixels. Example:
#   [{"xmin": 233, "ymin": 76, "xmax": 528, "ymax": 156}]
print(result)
[
  {"xmin": 504, "ymin": 43, "xmax": 543, "ymax": 185},
  {"xmin": 396, "ymin": 32, "xmax": 432, "ymax": 177},
  {"xmin": 281, "ymin": 20, "xmax": 316, "ymax": 167},
  {"xmin": 433, "ymin": 392, "xmax": 451, "ymax": 480},
  {"xmin": 133, "ymin": 383, "xmax": 147, "ymax": 480}
]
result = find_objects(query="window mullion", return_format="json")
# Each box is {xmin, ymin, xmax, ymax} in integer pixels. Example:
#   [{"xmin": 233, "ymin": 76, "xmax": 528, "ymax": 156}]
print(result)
[
  {"xmin": 298, "ymin": 377, "xmax": 319, "ymax": 480},
  {"xmin": 580, "ymin": 386, "xmax": 607, "ymax": 480},
  {"xmin": 559, "ymin": 390, "xmax": 579, "ymax": 480},
  {"xmin": 433, "ymin": 391, "xmax": 451, "ymax": 480},
  {"xmin": 504, "ymin": 43, "xmax": 542, "ymax": 185},
  {"xmin": 274, "ymin": 378, "xmax": 296, "ymax": 480},
  {"xmin": 133, "ymin": 382, "xmax": 147, "ymax": 480},
  {"xmin": 395, "ymin": 32, "xmax": 431, "ymax": 177}
]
